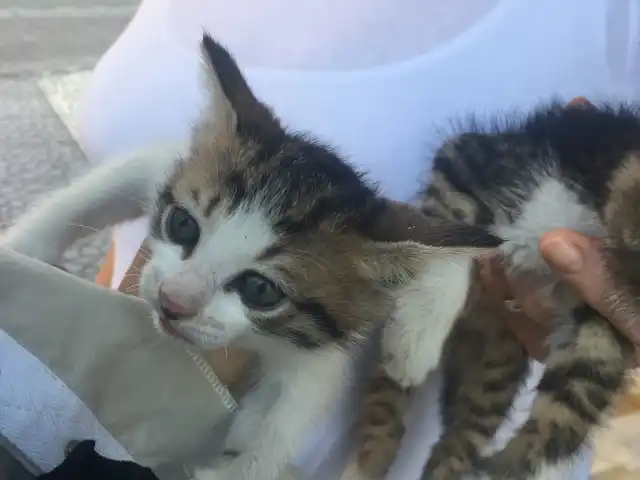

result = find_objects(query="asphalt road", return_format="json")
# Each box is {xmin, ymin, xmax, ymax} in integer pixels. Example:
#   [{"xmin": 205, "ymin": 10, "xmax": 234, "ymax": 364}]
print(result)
[
  {"xmin": 0, "ymin": 0, "xmax": 138, "ymax": 78},
  {"xmin": 0, "ymin": 1, "xmax": 140, "ymax": 278},
  {"xmin": 0, "ymin": 4, "xmax": 141, "ymax": 476}
]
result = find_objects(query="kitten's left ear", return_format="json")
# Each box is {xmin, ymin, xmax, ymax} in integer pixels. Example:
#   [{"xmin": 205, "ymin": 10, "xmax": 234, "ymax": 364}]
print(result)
[{"xmin": 197, "ymin": 33, "xmax": 283, "ymax": 139}]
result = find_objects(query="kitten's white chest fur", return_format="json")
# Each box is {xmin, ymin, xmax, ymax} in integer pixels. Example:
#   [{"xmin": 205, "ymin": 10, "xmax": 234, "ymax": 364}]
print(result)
[{"xmin": 494, "ymin": 176, "xmax": 603, "ymax": 274}]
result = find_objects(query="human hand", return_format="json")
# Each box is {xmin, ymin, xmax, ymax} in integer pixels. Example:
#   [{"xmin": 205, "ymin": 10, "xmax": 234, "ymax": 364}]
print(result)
[
  {"xmin": 479, "ymin": 255, "xmax": 551, "ymax": 360},
  {"xmin": 481, "ymin": 229, "xmax": 640, "ymax": 361},
  {"xmin": 539, "ymin": 229, "xmax": 640, "ymax": 345}
]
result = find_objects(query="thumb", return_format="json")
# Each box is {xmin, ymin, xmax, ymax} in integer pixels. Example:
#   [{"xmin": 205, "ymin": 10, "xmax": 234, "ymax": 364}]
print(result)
[
  {"xmin": 540, "ymin": 229, "xmax": 640, "ymax": 345},
  {"xmin": 539, "ymin": 229, "xmax": 607, "ymax": 305}
]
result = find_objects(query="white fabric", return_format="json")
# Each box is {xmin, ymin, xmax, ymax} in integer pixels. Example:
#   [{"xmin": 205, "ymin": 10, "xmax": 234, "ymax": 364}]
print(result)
[
  {"xmin": 0, "ymin": 330, "xmax": 131, "ymax": 473},
  {"xmin": 67, "ymin": 0, "xmax": 640, "ymax": 478},
  {"xmin": 165, "ymin": 0, "xmax": 503, "ymax": 71}
]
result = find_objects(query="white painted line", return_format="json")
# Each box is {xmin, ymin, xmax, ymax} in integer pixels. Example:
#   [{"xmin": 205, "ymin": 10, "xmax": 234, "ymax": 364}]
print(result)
[
  {"xmin": 0, "ymin": 57, "xmax": 97, "ymax": 78},
  {"xmin": 38, "ymin": 70, "xmax": 92, "ymax": 152}
]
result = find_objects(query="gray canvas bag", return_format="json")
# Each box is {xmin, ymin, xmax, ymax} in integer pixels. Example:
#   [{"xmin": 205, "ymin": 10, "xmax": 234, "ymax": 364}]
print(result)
[{"xmin": 0, "ymin": 247, "xmax": 237, "ymax": 479}]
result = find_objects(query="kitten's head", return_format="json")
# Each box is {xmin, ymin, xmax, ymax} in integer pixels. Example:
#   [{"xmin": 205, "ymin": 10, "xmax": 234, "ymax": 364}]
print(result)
[{"xmin": 137, "ymin": 34, "xmax": 446, "ymax": 351}]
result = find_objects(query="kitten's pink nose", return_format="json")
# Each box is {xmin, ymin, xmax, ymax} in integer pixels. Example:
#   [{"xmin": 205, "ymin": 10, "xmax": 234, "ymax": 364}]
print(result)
[{"xmin": 158, "ymin": 287, "xmax": 195, "ymax": 320}]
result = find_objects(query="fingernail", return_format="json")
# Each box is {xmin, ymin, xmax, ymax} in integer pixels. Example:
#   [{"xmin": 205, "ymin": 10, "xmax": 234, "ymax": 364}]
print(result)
[
  {"xmin": 504, "ymin": 299, "xmax": 523, "ymax": 313},
  {"xmin": 541, "ymin": 237, "xmax": 584, "ymax": 273}
]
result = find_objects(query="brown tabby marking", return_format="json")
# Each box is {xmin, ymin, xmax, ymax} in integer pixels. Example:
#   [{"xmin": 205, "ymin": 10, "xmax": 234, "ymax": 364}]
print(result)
[
  {"xmin": 350, "ymin": 100, "xmax": 640, "ymax": 479},
  {"xmin": 424, "ymin": 274, "xmax": 529, "ymax": 479},
  {"xmin": 355, "ymin": 365, "xmax": 413, "ymax": 479}
]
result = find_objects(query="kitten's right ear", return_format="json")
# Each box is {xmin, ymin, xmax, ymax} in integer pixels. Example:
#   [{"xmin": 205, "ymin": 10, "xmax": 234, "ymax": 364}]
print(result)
[{"xmin": 198, "ymin": 33, "xmax": 283, "ymax": 139}]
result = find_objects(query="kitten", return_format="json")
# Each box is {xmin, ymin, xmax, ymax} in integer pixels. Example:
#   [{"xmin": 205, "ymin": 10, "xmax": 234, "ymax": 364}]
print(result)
[
  {"xmin": 2, "ymin": 35, "xmax": 499, "ymax": 480},
  {"xmin": 344, "ymin": 100, "xmax": 640, "ymax": 480}
]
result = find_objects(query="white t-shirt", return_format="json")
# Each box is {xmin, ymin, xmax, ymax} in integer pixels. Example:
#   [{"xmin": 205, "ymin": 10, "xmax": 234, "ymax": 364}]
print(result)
[{"xmin": 75, "ymin": 0, "xmax": 640, "ymax": 477}]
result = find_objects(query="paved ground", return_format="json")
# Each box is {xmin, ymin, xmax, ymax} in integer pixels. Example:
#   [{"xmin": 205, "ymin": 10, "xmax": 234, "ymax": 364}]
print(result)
[{"xmin": 0, "ymin": 0, "xmax": 138, "ymax": 279}]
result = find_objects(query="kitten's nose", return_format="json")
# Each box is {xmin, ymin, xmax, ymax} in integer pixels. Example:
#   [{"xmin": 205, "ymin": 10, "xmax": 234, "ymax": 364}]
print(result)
[{"xmin": 158, "ymin": 287, "xmax": 195, "ymax": 320}]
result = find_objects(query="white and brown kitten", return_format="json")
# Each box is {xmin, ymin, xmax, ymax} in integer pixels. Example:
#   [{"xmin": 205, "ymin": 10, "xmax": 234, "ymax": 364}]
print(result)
[
  {"xmin": 346, "ymin": 100, "xmax": 640, "ymax": 480},
  {"xmin": 2, "ymin": 35, "xmax": 499, "ymax": 480}
]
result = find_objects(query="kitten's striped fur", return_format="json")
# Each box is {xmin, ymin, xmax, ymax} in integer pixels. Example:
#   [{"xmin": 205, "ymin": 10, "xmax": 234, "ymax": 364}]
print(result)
[{"xmin": 347, "ymin": 100, "xmax": 639, "ymax": 479}]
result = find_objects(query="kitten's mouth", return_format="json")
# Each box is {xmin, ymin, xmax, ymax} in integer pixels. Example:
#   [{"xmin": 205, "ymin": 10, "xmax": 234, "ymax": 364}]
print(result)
[
  {"xmin": 156, "ymin": 313, "xmax": 195, "ymax": 345},
  {"xmin": 151, "ymin": 308, "xmax": 226, "ymax": 349}
]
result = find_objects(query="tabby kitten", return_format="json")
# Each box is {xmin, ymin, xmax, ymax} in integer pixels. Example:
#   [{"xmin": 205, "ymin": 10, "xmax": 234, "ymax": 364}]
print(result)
[
  {"xmin": 345, "ymin": 100, "xmax": 640, "ymax": 480},
  {"xmin": 2, "ymin": 35, "xmax": 498, "ymax": 480}
]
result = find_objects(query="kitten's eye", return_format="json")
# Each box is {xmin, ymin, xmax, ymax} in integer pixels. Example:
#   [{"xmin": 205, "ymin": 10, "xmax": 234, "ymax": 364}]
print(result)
[
  {"xmin": 165, "ymin": 206, "xmax": 200, "ymax": 247},
  {"xmin": 228, "ymin": 271, "xmax": 285, "ymax": 310}
]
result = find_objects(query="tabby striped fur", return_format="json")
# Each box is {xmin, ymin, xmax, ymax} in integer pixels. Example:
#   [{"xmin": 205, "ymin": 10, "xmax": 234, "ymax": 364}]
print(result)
[{"xmin": 345, "ymin": 100, "xmax": 639, "ymax": 480}]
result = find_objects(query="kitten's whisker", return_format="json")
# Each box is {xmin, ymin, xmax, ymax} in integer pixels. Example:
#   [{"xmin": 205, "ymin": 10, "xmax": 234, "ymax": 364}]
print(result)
[
  {"xmin": 122, "ymin": 282, "xmax": 140, "ymax": 291},
  {"xmin": 119, "ymin": 277, "xmax": 141, "ymax": 292},
  {"xmin": 138, "ymin": 247, "xmax": 152, "ymax": 261},
  {"xmin": 121, "ymin": 272, "xmax": 141, "ymax": 280},
  {"xmin": 92, "ymin": 186, "xmax": 149, "ymax": 210},
  {"xmin": 66, "ymin": 223, "xmax": 102, "ymax": 235}
]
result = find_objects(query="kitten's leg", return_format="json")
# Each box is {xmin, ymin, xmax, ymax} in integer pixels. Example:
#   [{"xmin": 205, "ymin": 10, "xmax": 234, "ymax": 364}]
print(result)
[
  {"xmin": 222, "ymin": 372, "xmax": 280, "ymax": 456},
  {"xmin": 472, "ymin": 305, "xmax": 634, "ymax": 480},
  {"xmin": 341, "ymin": 255, "xmax": 473, "ymax": 480},
  {"xmin": 423, "ymin": 296, "xmax": 529, "ymax": 480},
  {"xmin": 340, "ymin": 364, "xmax": 413, "ymax": 480},
  {"xmin": 195, "ymin": 348, "xmax": 350, "ymax": 480},
  {"xmin": 2, "ymin": 141, "xmax": 186, "ymax": 264}
]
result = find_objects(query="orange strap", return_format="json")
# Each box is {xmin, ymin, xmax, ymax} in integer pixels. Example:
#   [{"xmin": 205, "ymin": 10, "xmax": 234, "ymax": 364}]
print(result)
[{"xmin": 95, "ymin": 240, "xmax": 115, "ymax": 288}]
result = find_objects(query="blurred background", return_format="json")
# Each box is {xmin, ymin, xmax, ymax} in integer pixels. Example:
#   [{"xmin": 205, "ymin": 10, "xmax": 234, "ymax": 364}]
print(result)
[
  {"xmin": 0, "ymin": 0, "xmax": 138, "ymax": 281},
  {"xmin": 0, "ymin": 2, "xmax": 639, "ymax": 479},
  {"xmin": 0, "ymin": 3, "xmax": 135, "ymax": 475}
]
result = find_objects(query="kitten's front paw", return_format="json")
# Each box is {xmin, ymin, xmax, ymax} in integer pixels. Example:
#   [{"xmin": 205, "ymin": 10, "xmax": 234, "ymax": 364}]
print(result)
[
  {"xmin": 1, "ymin": 229, "xmax": 59, "ymax": 264},
  {"xmin": 192, "ymin": 453, "xmax": 239, "ymax": 480},
  {"xmin": 193, "ymin": 466, "xmax": 231, "ymax": 480},
  {"xmin": 340, "ymin": 460, "xmax": 375, "ymax": 480},
  {"xmin": 222, "ymin": 434, "xmax": 250, "ymax": 457},
  {"xmin": 381, "ymin": 349, "xmax": 428, "ymax": 389}
]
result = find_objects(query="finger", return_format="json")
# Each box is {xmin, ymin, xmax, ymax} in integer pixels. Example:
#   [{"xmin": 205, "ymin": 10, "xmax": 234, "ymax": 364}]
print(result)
[
  {"xmin": 480, "ymin": 254, "xmax": 554, "ymax": 327},
  {"xmin": 479, "ymin": 255, "xmax": 511, "ymax": 300},
  {"xmin": 482, "ymin": 257, "xmax": 554, "ymax": 326},
  {"xmin": 540, "ymin": 230, "xmax": 640, "ymax": 345},
  {"xmin": 502, "ymin": 308, "xmax": 549, "ymax": 361},
  {"xmin": 479, "ymin": 256, "xmax": 552, "ymax": 359},
  {"xmin": 504, "ymin": 268, "xmax": 558, "ymax": 326},
  {"xmin": 512, "ymin": 286, "xmax": 554, "ymax": 327}
]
